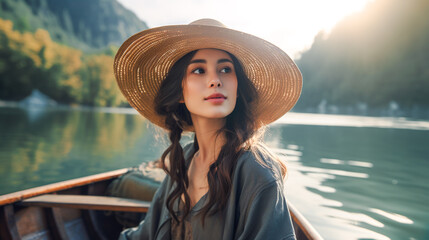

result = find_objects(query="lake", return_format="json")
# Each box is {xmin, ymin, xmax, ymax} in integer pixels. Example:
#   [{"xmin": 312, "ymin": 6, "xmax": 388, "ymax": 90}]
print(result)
[{"xmin": 0, "ymin": 106, "xmax": 428, "ymax": 240}]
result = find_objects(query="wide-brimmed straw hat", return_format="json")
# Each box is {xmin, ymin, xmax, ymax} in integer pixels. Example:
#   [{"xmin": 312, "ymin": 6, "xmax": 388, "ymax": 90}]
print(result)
[{"xmin": 114, "ymin": 19, "xmax": 302, "ymax": 131}]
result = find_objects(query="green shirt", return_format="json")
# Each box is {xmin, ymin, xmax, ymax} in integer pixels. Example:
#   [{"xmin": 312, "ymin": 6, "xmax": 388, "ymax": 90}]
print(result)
[{"xmin": 119, "ymin": 143, "xmax": 296, "ymax": 240}]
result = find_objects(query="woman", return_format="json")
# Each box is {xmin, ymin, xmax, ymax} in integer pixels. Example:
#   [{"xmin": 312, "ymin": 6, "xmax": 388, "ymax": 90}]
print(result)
[{"xmin": 114, "ymin": 19, "xmax": 302, "ymax": 240}]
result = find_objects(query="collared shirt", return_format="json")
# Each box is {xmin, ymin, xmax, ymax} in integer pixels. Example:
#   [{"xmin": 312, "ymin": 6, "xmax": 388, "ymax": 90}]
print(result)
[{"xmin": 119, "ymin": 143, "xmax": 296, "ymax": 240}]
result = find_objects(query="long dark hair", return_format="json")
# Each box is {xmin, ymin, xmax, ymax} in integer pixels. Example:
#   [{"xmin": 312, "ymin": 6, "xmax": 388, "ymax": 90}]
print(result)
[{"xmin": 154, "ymin": 49, "xmax": 284, "ymax": 224}]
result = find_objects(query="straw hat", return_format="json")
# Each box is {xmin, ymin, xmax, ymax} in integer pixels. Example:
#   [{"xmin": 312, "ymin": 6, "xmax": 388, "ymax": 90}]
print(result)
[{"xmin": 114, "ymin": 19, "xmax": 302, "ymax": 131}]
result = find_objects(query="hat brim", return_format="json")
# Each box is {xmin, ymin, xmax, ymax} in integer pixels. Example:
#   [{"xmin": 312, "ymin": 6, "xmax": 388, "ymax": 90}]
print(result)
[{"xmin": 114, "ymin": 24, "xmax": 302, "ymax": 131}]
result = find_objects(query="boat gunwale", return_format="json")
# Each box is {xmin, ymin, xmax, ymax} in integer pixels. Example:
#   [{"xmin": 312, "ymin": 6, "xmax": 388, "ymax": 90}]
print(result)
[
  {"xmin": 0, "ymin": 168, "xmax": 129, "ymax": 206},
  {"xmin": 0, "ymin": 168, "xmax": 323, "ymax": 240},
  {"xmin": 288, "ymin": 201, "xmax": 323, "ymax": 240}
]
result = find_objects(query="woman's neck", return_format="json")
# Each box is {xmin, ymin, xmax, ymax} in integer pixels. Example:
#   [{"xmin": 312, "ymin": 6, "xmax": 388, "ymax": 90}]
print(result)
[{"xmin": 191, "ymin": 117, "xmax": 226, "ymax": 166}]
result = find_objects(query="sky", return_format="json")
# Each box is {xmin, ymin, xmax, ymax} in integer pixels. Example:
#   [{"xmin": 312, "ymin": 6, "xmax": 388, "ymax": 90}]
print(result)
[{"xmin": 117, "ymin": 0, "xmax": 373, "ymax": 59}]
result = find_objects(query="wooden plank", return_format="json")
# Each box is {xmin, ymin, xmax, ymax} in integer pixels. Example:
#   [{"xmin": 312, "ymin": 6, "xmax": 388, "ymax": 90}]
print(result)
[
  {"xmin": 21, "ymin": 194, "xmax": 150, "ymax": 213},
  {"xmin": 288, "ymin": 202, "xmax": 324, "ymax": 240},
  {"xmin": 0, "ymin": 168, "xmax": 129, "ymax": 206},
  {"xmin": 0, "ymin": 205, "xmax": 21, "ymax": 240},
  {"xmin": 15, "ymin": 206, "xmax": 49, "ymax": 238},
  {"xmin": 46, "ymin": 207, "xmax": 69, "ymax": 240}
]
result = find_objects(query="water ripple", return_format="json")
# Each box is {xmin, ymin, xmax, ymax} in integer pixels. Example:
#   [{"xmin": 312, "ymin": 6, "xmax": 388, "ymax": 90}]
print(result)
[
  {"xmin": 321, "ymin": 158, "xmax": 374, "ymax": 168},
  {"xmin": 369, "ymin": 208, "xmax": 414, "ymax": 225},
  {"xmin": 295, "ymin": 165, "xmax": 369, "ymax": 179},
  {"xmin": 271, "ymin": 147, "xmax": 303, "ymax": 157}
]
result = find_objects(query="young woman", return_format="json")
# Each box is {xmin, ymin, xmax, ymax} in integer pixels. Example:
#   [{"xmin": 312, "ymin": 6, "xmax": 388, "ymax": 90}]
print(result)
[{"xmin": 114, "ymin": 19, "xmax": 302, "ymax": 240}]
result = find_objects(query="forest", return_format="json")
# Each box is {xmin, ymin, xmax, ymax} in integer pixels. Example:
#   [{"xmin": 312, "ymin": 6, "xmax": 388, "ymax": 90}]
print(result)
[
  {"xmin": 0, "ymin": 0, "xmax": 147, "ymax": 106},
  {"xmin": 294, "ymin": 0, "xmax": 429, "ymax": 114},
  {"xmin": 0, "ymin": 0, "xmax": 428, "ymax": 114}
]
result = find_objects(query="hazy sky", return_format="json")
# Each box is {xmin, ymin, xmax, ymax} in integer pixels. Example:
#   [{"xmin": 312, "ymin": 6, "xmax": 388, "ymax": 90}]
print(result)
[{"xmin": 117, "ymin": 0, "xmax": 373, "ymax": 59}]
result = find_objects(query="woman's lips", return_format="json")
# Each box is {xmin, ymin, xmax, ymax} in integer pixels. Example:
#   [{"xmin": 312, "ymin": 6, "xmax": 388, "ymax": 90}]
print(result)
[{"xmin": 205, "ymin": 93, "xmax": 226, "ymax": 104}]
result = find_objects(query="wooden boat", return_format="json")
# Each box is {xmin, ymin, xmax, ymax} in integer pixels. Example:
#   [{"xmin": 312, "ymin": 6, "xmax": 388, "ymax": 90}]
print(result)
[{"xmin": 0, "ymin": 168, "xmax": 323, "ymax": 240}]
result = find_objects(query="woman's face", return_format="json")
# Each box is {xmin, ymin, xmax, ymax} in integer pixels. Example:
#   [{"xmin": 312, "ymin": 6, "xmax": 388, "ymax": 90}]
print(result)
[{"xmin": 182, "ymin": 49, "xmax": 238, "ymax": 121}]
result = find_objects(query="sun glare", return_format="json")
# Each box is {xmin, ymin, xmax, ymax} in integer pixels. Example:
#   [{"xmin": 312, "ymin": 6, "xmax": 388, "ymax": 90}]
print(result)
[{"xmin": 118, "ymin": 0, "xmax": 374, "ymax": 58}]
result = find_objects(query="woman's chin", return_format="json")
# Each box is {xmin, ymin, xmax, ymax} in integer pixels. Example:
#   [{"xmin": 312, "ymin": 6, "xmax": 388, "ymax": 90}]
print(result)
[{"xmin": 190, "ymin": 110, "xmax": 234, "ymax": 121}]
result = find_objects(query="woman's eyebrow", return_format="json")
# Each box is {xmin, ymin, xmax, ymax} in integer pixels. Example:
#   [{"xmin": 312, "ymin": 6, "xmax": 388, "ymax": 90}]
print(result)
[
  {"xmin": 218, "ymin": 59, "xmax": 233, "ymax": 64},
  {"xmin": 190, "ymin": 59, "xmax": 206, "ymax": 64},
  {"xmin": 189, "ymin": 58, "xmax": 233, "ymax": 64}
]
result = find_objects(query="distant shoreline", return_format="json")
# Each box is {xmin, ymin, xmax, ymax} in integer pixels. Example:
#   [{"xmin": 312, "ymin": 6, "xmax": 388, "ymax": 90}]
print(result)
[
  {"xmin": 2, "ymin": 101, "xmax": 429, "ymax": 131},
  {"xmin": 2, "ymin": 99, "xmax": 428, "ymax": 120}
]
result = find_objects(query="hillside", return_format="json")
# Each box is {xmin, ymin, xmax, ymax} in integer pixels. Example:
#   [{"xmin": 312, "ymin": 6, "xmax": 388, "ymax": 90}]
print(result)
[
  {"xmin": 295, "ymin": 0, "xmax": 429, "ymax": 116},
  {"xmin": 0, "ymin": 0, "xmax": 148, "ymax": 50},
  {"xmin": 0, "ymin": 0, "xmax": 149, "ymax": 106}
]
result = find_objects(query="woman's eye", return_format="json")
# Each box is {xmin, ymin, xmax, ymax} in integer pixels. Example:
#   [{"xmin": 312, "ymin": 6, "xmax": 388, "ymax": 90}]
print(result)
[
  {"xmin": 220, "ymin": 67, "xmax": 232, "ymax": 73},
  {"xmin": 192, "ymin": 68, "xmax": 205, "ymax": 74}
]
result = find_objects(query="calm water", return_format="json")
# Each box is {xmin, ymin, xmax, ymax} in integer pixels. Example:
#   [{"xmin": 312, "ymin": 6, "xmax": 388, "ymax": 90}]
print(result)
[{"xmin": 0, "ymin": 106, "xmax": 428, "ymax": 240}]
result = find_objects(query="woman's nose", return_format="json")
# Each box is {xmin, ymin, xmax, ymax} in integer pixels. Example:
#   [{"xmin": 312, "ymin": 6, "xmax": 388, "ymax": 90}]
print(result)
[{"xmin": 208, "ymin": 74, "xmax": 222, "ymax": 88}]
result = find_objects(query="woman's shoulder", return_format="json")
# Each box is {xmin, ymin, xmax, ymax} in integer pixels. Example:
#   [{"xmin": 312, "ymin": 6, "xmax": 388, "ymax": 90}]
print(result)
[{"xmin": 235, "ymin": 143, "xmax": 284, "ymax": 189}]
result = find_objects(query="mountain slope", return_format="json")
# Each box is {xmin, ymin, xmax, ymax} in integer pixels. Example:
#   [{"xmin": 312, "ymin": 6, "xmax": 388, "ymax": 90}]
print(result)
[
  {"xmin": 0, "ymin": 0, "xmax": 148, "ymax": 50},
  {"xmin": 295, "ymin": 0, "xmax": 429, "ymax": 114}
]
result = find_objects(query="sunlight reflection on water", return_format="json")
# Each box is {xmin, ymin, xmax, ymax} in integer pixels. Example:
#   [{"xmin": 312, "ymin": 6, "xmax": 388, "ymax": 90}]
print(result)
[
  {"xmin": 275, "ymin": 112, "xmax": 429, "ymax": 130},
  {"xmin": 273, "ymin": 146, "xmax": 393, "ymax": 240},
  {"xmin": 320, "ymin": 158, "xmax": 374, "ymax": 168},
  {"xmin": 370, "ymin": 208, "xmax": 414, "ymax": 225},
  {"xmin": 294, "ymin": 165, "xmax": 369, "ymax": 178},
  {"xmin": 265, "ymin": 121, "xmax": 428, "ymax": 240}
]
